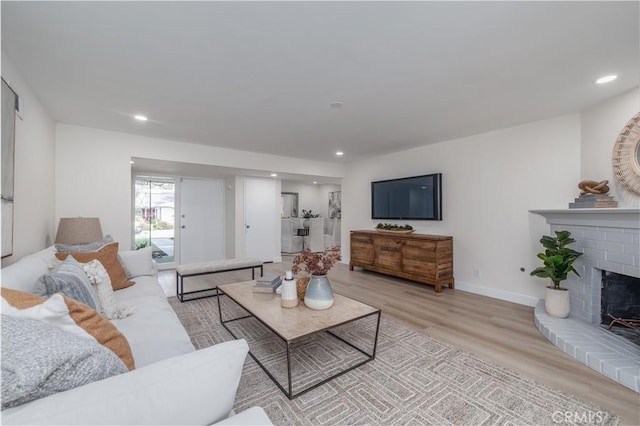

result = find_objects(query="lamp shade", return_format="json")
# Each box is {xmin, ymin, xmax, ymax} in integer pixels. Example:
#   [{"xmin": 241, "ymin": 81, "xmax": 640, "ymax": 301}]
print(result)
[{"xmin": 54, "ymin": 218, "xmax": 103, "ymax": 245}]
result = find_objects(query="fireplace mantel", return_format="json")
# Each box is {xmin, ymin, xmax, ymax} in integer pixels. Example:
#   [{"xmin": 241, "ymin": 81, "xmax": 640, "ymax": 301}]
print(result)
[{"xmin": 530, "ymin": 208, "xmax": 640, "ymax": 229}]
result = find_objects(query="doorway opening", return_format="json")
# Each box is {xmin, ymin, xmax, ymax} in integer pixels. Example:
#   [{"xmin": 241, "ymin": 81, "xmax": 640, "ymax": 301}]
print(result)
[{"xmin": 134, "ymin": 176, "xmax": 175, "ymax": 265}]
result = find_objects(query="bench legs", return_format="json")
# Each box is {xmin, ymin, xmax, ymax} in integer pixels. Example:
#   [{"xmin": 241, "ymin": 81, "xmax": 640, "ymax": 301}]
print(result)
[
  {"xmin": 176, "ymin": 265, "xmax": 264, "ymax": 303},
  {"xmin": 251, "ymin": 265, "xmax": 264, "ymax": 280}
]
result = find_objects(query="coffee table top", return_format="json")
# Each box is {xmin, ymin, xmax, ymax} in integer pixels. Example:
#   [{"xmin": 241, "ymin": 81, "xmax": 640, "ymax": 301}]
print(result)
[{"xmin": 218, "ymin": 280, "xmax": 380, "ymax": 341}]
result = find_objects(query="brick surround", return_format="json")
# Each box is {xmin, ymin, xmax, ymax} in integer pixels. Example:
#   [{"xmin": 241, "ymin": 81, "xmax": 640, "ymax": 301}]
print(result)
[
  {"xmin": 549, "ymin": 215, "xmax": 639, "ymax": 324},
  {"xmin": 531, "ymin": 208, "xmax": 640, "ymax": 392}
]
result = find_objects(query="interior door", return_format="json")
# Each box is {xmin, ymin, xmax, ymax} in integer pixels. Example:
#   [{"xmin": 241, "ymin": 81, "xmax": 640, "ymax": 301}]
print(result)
[
  {"xmin": 180, "ymin": 178, "xmax": 224, "ymax": 264},
  {"xmin": 244, "ymin": 178, "xmax": 277, "ymax": 262}
]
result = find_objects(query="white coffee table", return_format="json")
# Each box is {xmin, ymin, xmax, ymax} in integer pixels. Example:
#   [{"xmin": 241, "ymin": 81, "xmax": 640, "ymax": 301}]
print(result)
[{"xmin": 217, "ymin": 280, "xmax": 381, "ymax": 399}]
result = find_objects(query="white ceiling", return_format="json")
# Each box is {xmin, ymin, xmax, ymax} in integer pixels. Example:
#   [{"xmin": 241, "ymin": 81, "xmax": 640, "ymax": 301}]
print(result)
[{"xmin": 2, "ymin": 1, "xmax": 639, "ymax": 164}]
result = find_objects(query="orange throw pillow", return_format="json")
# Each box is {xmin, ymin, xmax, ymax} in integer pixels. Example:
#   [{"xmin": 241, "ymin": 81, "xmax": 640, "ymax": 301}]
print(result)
[
  {"xmin": 1, "ymin": 288, "xmax": 135, "ymax": 370},
  {"xmin": 55, "ymin": 242, "xmax": 135, "ymax": 291}
]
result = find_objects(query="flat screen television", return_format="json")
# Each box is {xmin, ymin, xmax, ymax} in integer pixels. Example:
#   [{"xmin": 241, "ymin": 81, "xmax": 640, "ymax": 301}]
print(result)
[{"xmin": 371, "ymin": 173, "xmax": 442, "ymax": 220}]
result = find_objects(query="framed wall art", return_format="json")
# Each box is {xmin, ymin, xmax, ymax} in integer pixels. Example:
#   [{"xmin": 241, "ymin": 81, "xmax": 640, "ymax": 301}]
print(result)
[
  {"xmin": 2, "ymin": 78, "xmax": 17, "ymax": 258},
  {"xmin": 329, "ymin": 191, "xmax": 341, "ymax": 219}
]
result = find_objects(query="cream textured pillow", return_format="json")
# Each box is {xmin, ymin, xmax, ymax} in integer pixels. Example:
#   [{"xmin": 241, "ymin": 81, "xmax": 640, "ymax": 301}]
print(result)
[
  {"xmin": 83, "ymin": 260, "xmax": 134, "ymax": 320},
  {"xmin": 1, "ymin": 288, "xmax": 135, "ymax": 370},
  {"xmin": 55, "ymin": 242, "xmax": 135, "ymax": 291}
]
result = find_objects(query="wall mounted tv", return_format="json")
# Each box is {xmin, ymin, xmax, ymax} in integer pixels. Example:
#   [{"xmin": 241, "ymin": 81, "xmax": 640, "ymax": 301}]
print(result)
[{"xmin": 371, "ymin": 173, "xmax": 442, "ymax": 220}]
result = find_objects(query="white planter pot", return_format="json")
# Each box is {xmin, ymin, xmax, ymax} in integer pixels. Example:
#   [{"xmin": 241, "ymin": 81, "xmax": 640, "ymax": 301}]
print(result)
[{"xmin": 544, "ymin": 287, "xmax": 570, "ymax": 318}]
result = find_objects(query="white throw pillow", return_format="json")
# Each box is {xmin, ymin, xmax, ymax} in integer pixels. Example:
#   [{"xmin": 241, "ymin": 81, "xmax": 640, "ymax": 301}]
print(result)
[
  {"xmin": 118, "ymin": 247, "xmax": 155, "ymax": 278},
  {"xmin": 0, "ymin": 246, "xmax": 58, "ymax": 294},
  {"xmin": 1, "ymin": 294, "xmax": 96, "ymax": 343}
]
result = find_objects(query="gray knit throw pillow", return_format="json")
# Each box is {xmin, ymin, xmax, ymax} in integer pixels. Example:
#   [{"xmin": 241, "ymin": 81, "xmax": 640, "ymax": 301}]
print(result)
[
  {"xmin": 1, "ymin": 314, "xmax": 128, "ymax": 409},
  {"xmin": 54, "ymin": 234, "xmax": 115, "ymax": 253}
]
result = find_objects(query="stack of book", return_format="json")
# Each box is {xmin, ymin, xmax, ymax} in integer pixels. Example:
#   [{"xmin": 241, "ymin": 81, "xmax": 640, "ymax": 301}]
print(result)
[
  {"xmin": 252, "ymin": 274, "xmax": 282, "ymax": 293},
  {"xmin": 569, "ymin": 193, "xmax": 618, "ymax": 208}
]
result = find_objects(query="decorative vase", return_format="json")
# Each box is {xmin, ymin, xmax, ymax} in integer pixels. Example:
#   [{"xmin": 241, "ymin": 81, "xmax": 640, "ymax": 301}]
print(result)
[
  {"xmin": 303, "ymin": 218, "xmax": 310, "ymax": 228},
  {"xmin": 296, "ymin": 276, "xmax": 310, "ymax": 301},
  {"xmin": 304, "ymin": 275, "xmax": 334, "ymax": 310},
  {"xmin": 545, "ymin": 286, "xmax": 570, "ymax": 318},
  {"xmin": 281, "ymin": 271, "xmax": 298, "ymax": 308}
]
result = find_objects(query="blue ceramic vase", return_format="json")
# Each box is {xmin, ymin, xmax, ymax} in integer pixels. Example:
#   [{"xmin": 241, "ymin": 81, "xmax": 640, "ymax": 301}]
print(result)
[{"xmin": 304, "ymin": 275, "xmax": 334, "ymax": 310}]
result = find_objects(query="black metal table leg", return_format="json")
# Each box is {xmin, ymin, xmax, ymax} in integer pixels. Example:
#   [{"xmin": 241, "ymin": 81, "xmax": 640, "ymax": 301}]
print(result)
[{"xmin": 216, "ymin": 287, "xmax": 381, "ymax": 400}]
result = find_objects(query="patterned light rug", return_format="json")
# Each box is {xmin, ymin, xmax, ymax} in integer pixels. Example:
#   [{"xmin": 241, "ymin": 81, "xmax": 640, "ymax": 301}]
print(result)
[{"xmin": 168, "ymin": 296, "xmax": 618, "ymax": 426}]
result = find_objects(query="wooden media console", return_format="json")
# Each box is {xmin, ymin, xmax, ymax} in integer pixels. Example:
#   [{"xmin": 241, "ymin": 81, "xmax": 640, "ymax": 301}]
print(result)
[{"xmin": 349, "ymin": 230, "xmax": 454, "ymax": 292}]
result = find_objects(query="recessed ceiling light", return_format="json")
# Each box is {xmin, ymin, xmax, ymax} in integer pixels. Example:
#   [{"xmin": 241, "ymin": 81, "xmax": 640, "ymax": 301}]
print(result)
[
  {"xmin": 336, "ymin": 151, "xmax": 344, "ymax": 156},
  {"xmin": 130, "ymin": 161, "xmax": 135, "ymax": 164},
  {"xmin": 313, "ymin": 181, "xmax": 318, "ymax": 184},
  {"xmin": 330, "ymin": 102, "xmax": 343, "ymax": 108},
  {"xmin": 134, "ymin": 115, "xmax": 148, "ymax": 121},
  {"xmin": 270, "ymin": 173, "xmax": 278, "ymax": 177},
  {"xmin": 595, "ymin": 75, "xmax": 618, "ymax": 84}
]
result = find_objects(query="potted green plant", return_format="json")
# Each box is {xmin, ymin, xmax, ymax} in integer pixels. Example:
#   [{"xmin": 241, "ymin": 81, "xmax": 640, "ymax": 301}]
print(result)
[{"xmin": 530, "ymin": 230, "xmax": 583, "ymax": 318}]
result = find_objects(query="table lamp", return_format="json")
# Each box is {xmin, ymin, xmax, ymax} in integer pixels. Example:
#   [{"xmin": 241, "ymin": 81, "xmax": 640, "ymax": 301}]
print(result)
[{"xmin": 54, "ymin": 217, "xmax": 103, "ymax": 244}]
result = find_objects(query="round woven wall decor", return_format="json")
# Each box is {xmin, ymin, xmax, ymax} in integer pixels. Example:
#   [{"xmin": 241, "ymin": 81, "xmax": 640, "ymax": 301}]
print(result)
[{"xmin": 612, "ymin": 112, "xmax": 640, "ymax": 196}]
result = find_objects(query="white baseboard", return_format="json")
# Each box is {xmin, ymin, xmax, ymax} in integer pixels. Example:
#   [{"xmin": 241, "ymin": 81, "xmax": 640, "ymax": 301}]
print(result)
[
  {"xmin": 455, "ymin": 280, "xmax": 539, "ymax": 307},
  {"xmin": 342, "ymin": 257, "xmax": 538, "ymax": 307}
]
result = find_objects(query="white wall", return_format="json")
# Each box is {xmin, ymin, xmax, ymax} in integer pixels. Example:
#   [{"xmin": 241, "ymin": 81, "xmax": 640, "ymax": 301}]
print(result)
[
  {"xmin": 1, "ymin": 55, "xmax": 55, "ymax": 267},
  {"xmin": 281, "ymin": 181, "xmax": 341, "ymax": 218},
  {"xmin": 342, "ymin": 114, "xmax": 583, "ymax": 305},
  {"xmin": 55, "ymin": 124, "xmax": 345, "ymax": 252},
  {"xmin": 281, "ymin": 181, "xmax": 322, "ymax": 216},
  {"xmin": 7, "ymin": 55, "xmax": 636, "ymax": 308},
  {"xmin": 581, "ymin": 88, "xmax": 640, "ymax": 207}
]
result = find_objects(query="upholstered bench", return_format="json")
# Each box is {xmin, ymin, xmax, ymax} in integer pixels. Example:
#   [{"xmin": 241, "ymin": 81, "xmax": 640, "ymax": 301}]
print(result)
[{"xmin": 176, "ymin": 258, "xmax": 263, "ymax": 302}]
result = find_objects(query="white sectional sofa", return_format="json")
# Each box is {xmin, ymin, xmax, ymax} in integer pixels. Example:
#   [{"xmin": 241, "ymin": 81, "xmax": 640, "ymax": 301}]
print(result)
[{"xmin": 1, "ymin": 246, "xmax": 271, "ymax": 425}]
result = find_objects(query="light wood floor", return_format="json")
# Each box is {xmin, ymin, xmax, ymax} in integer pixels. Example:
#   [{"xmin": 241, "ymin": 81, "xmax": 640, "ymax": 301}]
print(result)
[{"xmin": 160, "ymin": 259, "xmax": 639, "ymax": 425}]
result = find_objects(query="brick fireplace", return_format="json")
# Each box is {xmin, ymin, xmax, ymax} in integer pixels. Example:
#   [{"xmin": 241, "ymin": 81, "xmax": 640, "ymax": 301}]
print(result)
[{"xmin": 531, "ymin": 208, "xmax": 640, "ymax": 392}]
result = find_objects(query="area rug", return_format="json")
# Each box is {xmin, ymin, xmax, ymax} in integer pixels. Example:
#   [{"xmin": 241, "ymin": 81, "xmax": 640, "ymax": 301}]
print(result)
[{"xmin": 168, "ymin": 296, "xmax": 618, "ymax": 425}]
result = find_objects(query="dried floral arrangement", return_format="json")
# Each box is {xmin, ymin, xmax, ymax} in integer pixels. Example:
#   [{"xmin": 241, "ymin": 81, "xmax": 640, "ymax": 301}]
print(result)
[
  {"xmin": 300, "ymin": 209, "xmax": 321, "ymax": 219},
  {"xmin": 292, "ymin": 247, "xmax": 341, "ymax": 276}
]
